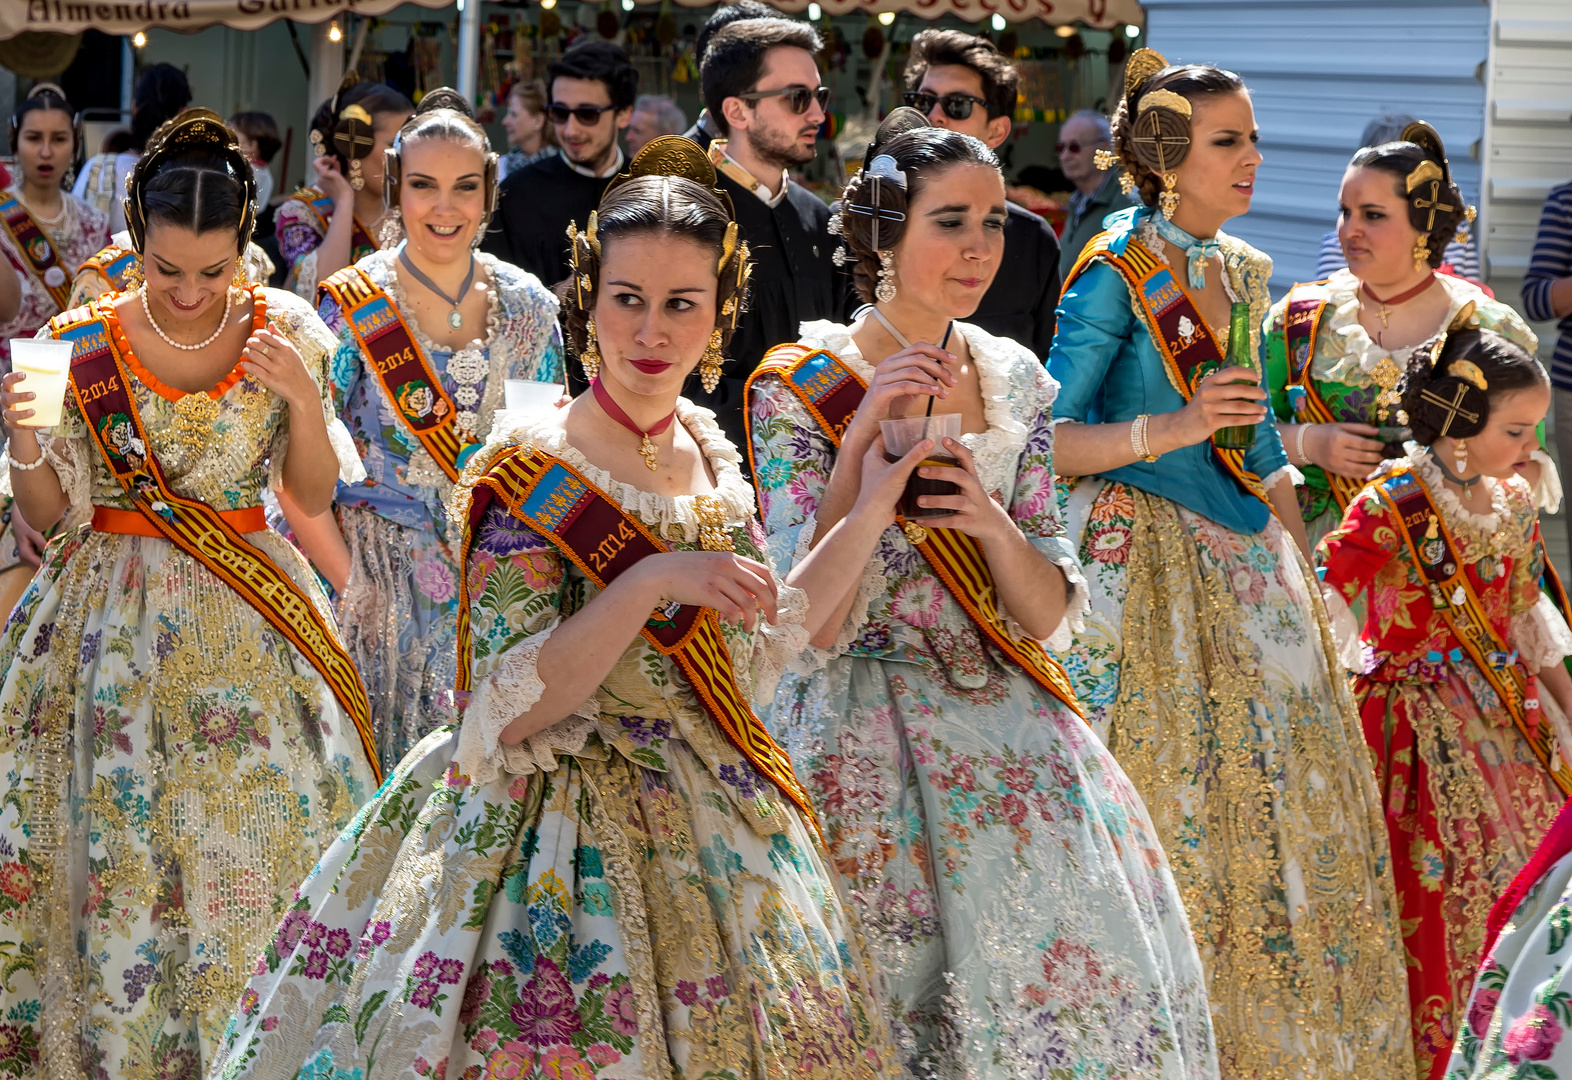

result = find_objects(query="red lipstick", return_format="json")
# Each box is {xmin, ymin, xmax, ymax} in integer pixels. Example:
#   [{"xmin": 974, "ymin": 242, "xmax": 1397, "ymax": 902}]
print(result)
[{"xmin": 627, "ymin": 357, "xmax": 673, "ymax": 374}]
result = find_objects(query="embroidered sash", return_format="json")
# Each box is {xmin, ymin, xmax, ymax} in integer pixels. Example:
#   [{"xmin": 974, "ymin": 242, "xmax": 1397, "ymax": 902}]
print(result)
[
  {"xmin": 1375, "ymin": 467, "xmax": 1572, "ymax": 795},
  {"xmin": 287, "ymin": 187, "xmax": 377, "ymax": 260},
  {"xmin": 0, "ymin": 192, "xmax": 71, "ymax": 310},
  {"xmin": 319, "ymin": 266, "xmax": 476, "ymax": 481},
  {"xmin": 76, "ymin": 244, "xmax": 138, "ymax": 296},
  {"xmin": 1065, "ymin": 233, "xmax": 1271, "ymax": 508},
  {"xmin": 1280, "ymin": 280, "xmax": 1369, "ymax": 513},
  {"xmin": 456, "ymin": 444, "xmax": 820, "ymax": 826},
  {"xmin": 54, "ymin": 302, "xmax": 381, "ymax": 781},
  {"xmin": 745, "ymin": 344, "xmax": 1085, "ymax": 718}
]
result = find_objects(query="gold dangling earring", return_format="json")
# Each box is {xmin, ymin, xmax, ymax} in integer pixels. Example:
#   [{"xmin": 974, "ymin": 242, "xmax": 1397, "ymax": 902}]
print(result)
[
  {"xmin": 1413, "ymin": 233, "xmax": 1431, "ymax": 273},
  {"xmin": 125, "ymin": 255, "xmax": 145, "ymax": 290},
  {"xmin": 1159, "ymin": 173, "xmax": 1180, "ymax": 220},
  {"xmin": 232, "ymin": 255, "xmax": 248, "ymax": 289},
  {"xmin": 349, "ymin": 157, "xmax": 365, "ymax": 192},
  {"xmin": 875, "ymin": 250, "xmax": 897, "ymax": 304},
  {"xmin": 579, "ymin": 317, "xmax": 602, "ymax": 381},
  {"xmin": 699, "ymin": 327, "xmax": 725, "ymax": 394},
  {"xmin": 1454, "ymin": 437, "xmax": 1468, "ymax": 475}
]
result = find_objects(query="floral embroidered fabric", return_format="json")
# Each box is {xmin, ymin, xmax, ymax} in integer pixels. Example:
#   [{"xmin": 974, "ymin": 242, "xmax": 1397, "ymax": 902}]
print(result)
[
  {"xmin": 0, "ymin": 188, "xmax": 109, "ymax": 369},
  {"xmin": 0, "ymin": 289, "xmax": 379, "ymax": 1079}
]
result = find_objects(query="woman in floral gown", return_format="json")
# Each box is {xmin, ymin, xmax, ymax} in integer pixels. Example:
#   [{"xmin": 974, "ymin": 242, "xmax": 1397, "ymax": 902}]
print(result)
[
  {"xmin": 278, "ymin": 90, "xmax": 562, "ymax": 765},
  {"xmin": 0, "ymin": 111, "xmax": 377, "ymax": 1078},
  {"xmin": 1318, "ymin": 323, "xmax": 1572, "ymax": 1079},
  {"xmin": 209, "ymin": 137, "xmax": 910, "ymax": 1080},
  {"xmin": 1048, "ymin": 51, "xmax": 1413, "ymax": 1077},
  {"xmin": 749, "ymin": 117, "xmax": 1219, "ymax": 1079}
]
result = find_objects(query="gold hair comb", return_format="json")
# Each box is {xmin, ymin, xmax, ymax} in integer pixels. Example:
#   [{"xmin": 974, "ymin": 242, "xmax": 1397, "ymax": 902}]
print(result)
[{"xmin": 1138, "ymin": 89, "xmax": 1192, "ymax": 119}]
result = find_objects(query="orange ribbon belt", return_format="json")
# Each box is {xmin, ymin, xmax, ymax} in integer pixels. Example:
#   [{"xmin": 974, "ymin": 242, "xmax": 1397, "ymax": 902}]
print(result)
[{"xmin": 93, "ymin": 504, "xmax": 267, "ymax": 537}]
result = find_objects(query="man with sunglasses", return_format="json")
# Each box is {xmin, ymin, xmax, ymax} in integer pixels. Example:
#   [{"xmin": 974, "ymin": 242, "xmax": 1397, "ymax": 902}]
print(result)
[
  {"xmin": 680, "ymin": 0, "xmax": 775, "ymax": 150},
  {"xmin": 484, "ymin": 41, "xmax": 637, "ymax": 290},
  {"xmin": 904, "ymin": 29, "xmax": 1062, "ymax": 358},
  {"xmin": 1055, "ymin": 108, "xmax": 1137, "ymax": 279},
  {"xmin": 695, "ymin": 17, "xmax": 851, "ymax": 459}
]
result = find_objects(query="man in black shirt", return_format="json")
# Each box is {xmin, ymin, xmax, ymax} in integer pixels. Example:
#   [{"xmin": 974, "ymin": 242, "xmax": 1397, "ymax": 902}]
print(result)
[
  {"xmin": 904, "ymin": 30, "xmax": 1061, "ymax": 358},
  {"xmin": 483, "ymin": 42, "xmax": 636, "ymax": 290},
  {"xmin": 696, "ymin": 18, "xmax": 850, "ymax": 454},
  {"xmin": 680, "ymin": 0, "xmax": 775, "ymax": 151}
]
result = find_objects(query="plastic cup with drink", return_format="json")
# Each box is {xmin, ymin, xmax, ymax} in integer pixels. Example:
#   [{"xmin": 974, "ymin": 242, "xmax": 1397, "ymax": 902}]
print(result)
[
  {"xmin": 8, "ymin": 338, "xmax": 75, "ymax": 428},
  {"xmin": 881, "ymin": 412, "xmax": 963, "ymax": 520}
]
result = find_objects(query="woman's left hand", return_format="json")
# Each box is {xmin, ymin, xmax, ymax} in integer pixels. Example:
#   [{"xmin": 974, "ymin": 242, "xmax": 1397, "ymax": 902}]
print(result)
[
  {"xmin": 910, "ymin": 438, "xmax": 1016, "ymax": 543},
  {"xmin": 241, "ymin": 325, "xmax": 319, "ymax": 411}
]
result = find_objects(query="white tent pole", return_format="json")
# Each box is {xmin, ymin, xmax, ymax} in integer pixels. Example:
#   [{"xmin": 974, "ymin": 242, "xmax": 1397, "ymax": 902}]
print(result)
[
  {"xmin": 307, "ymin": 20, "xmax": 346, "ymax": 139},
  {"xmin": 456, "ymin": 0, "xmax": 481, "ymax": 103},
  {"xmin": 121, "ymin": 36, "xmax": 134, "ymax": 119}
]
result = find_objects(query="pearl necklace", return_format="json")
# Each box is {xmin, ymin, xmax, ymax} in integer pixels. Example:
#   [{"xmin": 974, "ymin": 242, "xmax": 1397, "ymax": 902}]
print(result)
[
  {"xmin": 12, "ymin": 187, "xmax": 68, "ymax": 231},
  {"xmin": 141, "ymin": 286, "xmax": 235, "ymax": 352}
]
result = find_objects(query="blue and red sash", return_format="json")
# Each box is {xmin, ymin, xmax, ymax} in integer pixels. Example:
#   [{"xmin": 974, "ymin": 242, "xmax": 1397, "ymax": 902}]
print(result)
[{"xmin": 0, "ymin": 191, "xmax": 71, "ymax": 310}]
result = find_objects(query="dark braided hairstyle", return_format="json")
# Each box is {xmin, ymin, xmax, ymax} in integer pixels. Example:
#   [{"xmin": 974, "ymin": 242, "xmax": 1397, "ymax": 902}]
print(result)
[
  {"xmin": 1109, "ymin": 49, "xmax": 1245, "ymax": 208},
  {"xmin": 1398, "ymin": 313, "xmax": 1545, "ymax": 446},
  {"xmin": 562, "ymin": 137, "xmax": 751, "ymax": 364},
  {"xmin": 1350, "ymin": 121, "xmax": 1472, "ymax": 269},
  {"xmin": 834, "ymin": 108, "xmax": 999, "ymax": 304}
]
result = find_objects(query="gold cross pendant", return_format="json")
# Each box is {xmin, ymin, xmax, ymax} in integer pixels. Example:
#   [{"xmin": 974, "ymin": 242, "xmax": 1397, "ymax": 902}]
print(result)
[
  {"xmin": 1377, "ymin": 303, "xmax": 1392, "ymax": 328},
  {"xmin": 639, "ymin": 434, "xmax": 659, "ymax": 471}
]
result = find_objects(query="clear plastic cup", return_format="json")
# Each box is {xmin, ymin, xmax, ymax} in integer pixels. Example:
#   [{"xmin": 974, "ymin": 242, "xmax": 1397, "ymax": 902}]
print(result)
[
  {"xmin": 9, "ymin": 338, "xmax": 75, "ymax": 428},
  {"xmin": 880, "ymin": 412, "xmax": 962, "ymax": 520},
  {"xmin": 503, "ymin": 379, "xmax": 566, "ymax": 413}
]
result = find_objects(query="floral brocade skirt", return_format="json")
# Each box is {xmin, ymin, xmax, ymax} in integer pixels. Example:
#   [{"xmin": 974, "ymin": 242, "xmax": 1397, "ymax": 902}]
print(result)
[
  {"xmin": 1358, "ymin": 671, "xmax": 1561, "ymax": 1080},
  {"xmin": 208, "ymin": 725, "xmax": 899, "ymax": 1080},
  {"xmin": 1056, "ymin": 478, "xmax": 1416, "ymax": 1080},
  {"xmin": 0, "ymin": 523, "xmax": 375, "ymax": 1079},
  {"xmin": 336, "ymin": 505, "xmax": 460, "ymax": 767}
]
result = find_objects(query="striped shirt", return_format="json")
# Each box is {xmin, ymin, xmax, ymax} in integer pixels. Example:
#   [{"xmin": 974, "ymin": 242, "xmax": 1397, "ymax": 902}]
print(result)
[
  {"xmin": 1315, "ymin": 228, "xmax": 1480, "ymax": 280},
  {"xmin": 1524, "ymin": 180, "xmax": 1572, "ymax": 391}
]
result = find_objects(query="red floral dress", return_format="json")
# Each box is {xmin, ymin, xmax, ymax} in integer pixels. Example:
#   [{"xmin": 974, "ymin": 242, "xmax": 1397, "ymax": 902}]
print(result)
[{"xmin": 1319, "ymin": 449, "xmax": 1569, "ymax": 1080}]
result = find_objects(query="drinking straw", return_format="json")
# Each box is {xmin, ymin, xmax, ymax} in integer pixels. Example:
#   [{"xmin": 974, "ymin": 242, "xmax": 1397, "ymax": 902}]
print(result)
[{"xmin": 923, "ymin": 321, "xmax": 957, "ymax": 441}]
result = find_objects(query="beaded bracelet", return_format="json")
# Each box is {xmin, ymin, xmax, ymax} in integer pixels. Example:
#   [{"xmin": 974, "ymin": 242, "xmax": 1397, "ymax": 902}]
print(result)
[
  {"xmin": 1130, "ymin": 414, "xmax": 1158, "ymax": 462},
  {"xmin": 6, "ymin": 447, "xmax": 47, "ymax": 471},
  {"xmin": 1295, "ymin": 424, "xmax": 1312, "ymax": 467}
]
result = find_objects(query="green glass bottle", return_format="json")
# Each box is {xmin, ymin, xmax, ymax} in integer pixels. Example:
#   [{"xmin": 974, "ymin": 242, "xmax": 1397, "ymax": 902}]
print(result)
[{"xmin": 1212, "ymin": 301, "xmax": 1257, "ymax": 451}]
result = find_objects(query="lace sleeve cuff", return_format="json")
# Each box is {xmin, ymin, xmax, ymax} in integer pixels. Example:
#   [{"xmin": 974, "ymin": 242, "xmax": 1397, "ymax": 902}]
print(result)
[
  {"xmin": 1512, "ymin": 592, "xmax": 1572, "ymax": 672},
  {"xmin": 453, "ymin": 618, "xmax": 601, "ymax": 784},
  {"xmin": 998, "ymin": 535, "xmax": 1090, "ymax": 652},
  {"xmin": 752, "ymin": 581, "xmax": 816, "ymax": 698},
  {"xmin": 1320, "ymin": 581, "xmax": 1365, "ymax": 671},
  {"xmin": 1264, "ymin": 463, "xmax": 1306, "ymax": 490},
  {"xmin": 791, "ymin": 513, "xmax": 889, "ymax": 663},
  {"xmin": 267, "ymin": 413, "xmax": 366, "ymax": 493},
  {"xmin": 1531, "ymin": 449, "xmax": 1563, "ymax": 514},
  {"xmin": 292, "ymin": 248, "xmax": 320, "ymax": 301}
]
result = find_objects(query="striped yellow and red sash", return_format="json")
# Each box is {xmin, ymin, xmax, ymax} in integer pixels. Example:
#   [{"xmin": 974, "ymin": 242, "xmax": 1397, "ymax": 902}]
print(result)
[
  {"xmin": 746, "ymin": 344, "xmax": 1084, "ymax": 718},
  {"xmin": 1065, "ymin": 233, "xmax": 1272, "ymax": 509},
  {"xmin": 52, "ymin": 299, "xmax": 381, "ymax": 781},
  {"xmin": 1376, "ymin": 466, "xmax": 1572, "ymax": 795},
  {"xmin": 76, "ymin": 244, "xmax": 138, "ymax": 297},
  {"xmin": 0, "ymin": 191, "xmax": 71, "ymax": 310},
  {"xmin": 456, "ymin": 444, "xmax": 820, "ymax": 827},
  {"xmin": 320, "ymin": 265, "xmax": 476, "ymax": 481},
  {"xmin": 286, "ymin": 187, "xmax": 378, "ymax": 261}
]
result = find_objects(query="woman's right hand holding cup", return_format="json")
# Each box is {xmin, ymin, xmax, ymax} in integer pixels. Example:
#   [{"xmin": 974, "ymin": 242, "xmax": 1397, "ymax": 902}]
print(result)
[
  {"xmin": 1, "ymin": 371, "xmax": 38, "ymax": 434},
  {"xmin": 845, "ymin": 343, "xmax": 956, "ymax": 451},
  {"xmin": 1166, "ymin": 366, "xmax": 1267, "ymax": 449}
]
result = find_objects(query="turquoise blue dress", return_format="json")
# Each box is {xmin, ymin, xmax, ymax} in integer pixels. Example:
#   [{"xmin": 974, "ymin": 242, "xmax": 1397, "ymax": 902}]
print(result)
[
  {"xmin": 320, "ymin": 248, "xmax": 562, "ymax": 766},
  {"xmin": 1046, "ymin": 205, "xmax": 1415, "ymax": 1078}
]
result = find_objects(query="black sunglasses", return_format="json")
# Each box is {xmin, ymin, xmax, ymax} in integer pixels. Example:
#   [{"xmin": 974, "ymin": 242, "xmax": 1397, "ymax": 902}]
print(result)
[
  {"xmin": 904, "ymin": 90, "xmax": 989, "ymax": 121},
  {"xmin": 737, "ymin": 85, "xmax": 832, "ymax": 115},
  {"xmin": 547, "ymin": 102, "xmax": 618, "ymax": 125}
]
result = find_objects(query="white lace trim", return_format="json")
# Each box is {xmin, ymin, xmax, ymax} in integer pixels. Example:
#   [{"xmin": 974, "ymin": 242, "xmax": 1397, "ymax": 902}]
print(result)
[
  {"xmin": 1531, "ymin": 448, "xmax": 1564, "ymax": 514},
  {"xmin": 1319, "ymin": 269, "xmax": 1500, "ymax": 386},
  {"xmin": 1263, "ymin": 463, "xmax": 1304, "ymax": 491},
  {"xmin": 269, "ymin": 413, "xmax": 366, "ymax": 491},
  {"xmin": 477, "ymin": 400, "xmax": 757, "ymax": 543},
  {"xmin": 785, "ymin": 511, "xmax": 890, "ymax": 664},
  {"xmin": 453, "ymin": 618, "xmax": 602, "ymax": 784},
  {"xmin": 1513, "ymin": 592, "xmax": 1572, "ymax": 672},
  {"xmin": 751, "ymin": 582, "xmax": 818, "ymax": 699},
  {"xmin": 794, "ymin": 318, "xmax": 1041, "ymax": 500},
  {"xmin": 1405, "ymin": 442, "xmax": 1511, "ymax": 534},
  {"xmin": 1320, "ymin": 581, "xmax": 1365, "ymax": 672},
  {"xmin": 291, "ymin": 247, "xmax": 320, "ymax": 302}
]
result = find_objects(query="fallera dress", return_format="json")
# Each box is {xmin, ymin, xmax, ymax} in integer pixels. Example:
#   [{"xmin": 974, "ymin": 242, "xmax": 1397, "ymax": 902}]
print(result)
[
  {"xmin": 207, "ymin": 404, "xmax": 900, "ymax": 1080},
  {"xmin": 0, "ymin": 288, "xmax": 378, "ymax": 1079},
  {"xmin": 321, "ymin": 248, "xmax": 562, "ymax": 766},
  {"xmin": 749, "ymin": 318, "xmax": 1220, "ymax": 1080},
  {"xmin": 1318, "ymin": 447, "xmax": 1572, "ymax": 1080},
  {"xmin": 276, "ymin": 189, "xmax": 381, "ymax": 301},
  {"xmin": 1048, "ymin": 205, "xmax": 1414, "ymax": 1078}
]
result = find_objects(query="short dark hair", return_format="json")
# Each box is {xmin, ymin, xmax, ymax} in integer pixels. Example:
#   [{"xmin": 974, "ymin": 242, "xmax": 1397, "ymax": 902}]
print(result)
[
  {"xmin": 701, "ymin": 18, "xmax": 821, "ymax": 138},
  {"xmin": 228, "ymin": 111, "xmax": 281, "ymax": 164},
  {"xmin": 694, "ymin": 0, "xmax": 774, "ymax": 66},
  {"xmin": 130, "ymin": 63, "xmax": 191, "ymax": 152},
  {"xmin": 547, "ymin": 41, "xmax": 639, "ymax": 112},
  {"xmin": 904, "ymin": 29, "xmax": 1019, "ymax": 122}
]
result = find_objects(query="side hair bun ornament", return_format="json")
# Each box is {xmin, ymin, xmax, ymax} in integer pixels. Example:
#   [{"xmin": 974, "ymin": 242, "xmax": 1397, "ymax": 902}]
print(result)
[
  {"xmin": 1123, "ymin": 48, "xmax": 1169, "ymax": 97},
  {"xmin": 1138, "ymin": 89, "xmax": 1192, "ymax": 120}
]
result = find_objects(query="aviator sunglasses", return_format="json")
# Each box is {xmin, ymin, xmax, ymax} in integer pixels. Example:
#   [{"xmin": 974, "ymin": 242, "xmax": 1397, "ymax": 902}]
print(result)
[
  {"xmin": 737, "ymin": 85, "xmax": 832, "ymax": 114},
  {"xmin": 904, "ymin": 90, "xmax": 989, "ymax": 121},
  {"xmin": 547, "ymin": 102, "xmax": 619, "ymax": 125}
]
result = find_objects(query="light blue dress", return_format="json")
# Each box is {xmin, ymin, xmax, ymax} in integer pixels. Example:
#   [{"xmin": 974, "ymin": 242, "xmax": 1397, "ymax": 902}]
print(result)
[
  {"xmin": 1047, "ymin": 205, "xmax": 1414, "ymax": 1078},
  {"xmin": 750, "ymin": 319, "xmax": 1220, "ymax": 1080}
]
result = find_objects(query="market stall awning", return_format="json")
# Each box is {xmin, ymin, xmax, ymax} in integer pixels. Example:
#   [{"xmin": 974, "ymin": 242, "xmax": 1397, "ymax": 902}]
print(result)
[
  {"xmin": 733, "ymin": 0, "xmax": 1141, "ymax": 26},
  {"xmin": 3, "ymin": 0, "xmax": 448, "ymax": 41}
]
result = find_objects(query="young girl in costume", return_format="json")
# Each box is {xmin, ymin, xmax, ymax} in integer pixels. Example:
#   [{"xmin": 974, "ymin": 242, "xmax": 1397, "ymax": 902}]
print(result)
[
  {"xmin": 1048, "ymin": 49, "xmax": 1414, "ymax": 1077},
  {"xmin": 0, "ymin": 110, "xmax": 377, "ymax": 1076},
  {"xmin": 278, "ymin": 89, "xmax": 562, "ymax": 766},
  {"xmin": 1318, "ymin": 319, "xmax": 1572, "ymax": 1079},
  {"xmin": 748, "ymin": 113, "xmax": 1219, "ymax": 1079},
  {"xmin": 209, "ymin": 137, "xmax": 910, "ymax": 1080}
]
